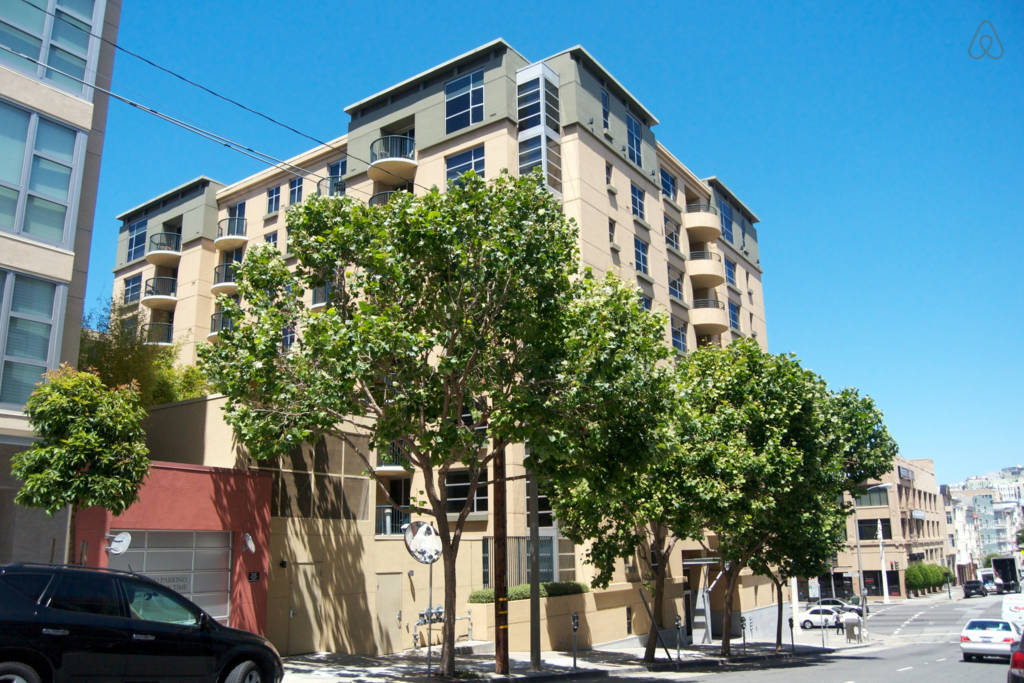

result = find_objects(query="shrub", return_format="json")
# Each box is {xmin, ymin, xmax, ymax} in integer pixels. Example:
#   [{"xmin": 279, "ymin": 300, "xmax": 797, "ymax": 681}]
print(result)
[{"xmin": 467, "ymin": 581, "xmax": 589, "ymax": 603}]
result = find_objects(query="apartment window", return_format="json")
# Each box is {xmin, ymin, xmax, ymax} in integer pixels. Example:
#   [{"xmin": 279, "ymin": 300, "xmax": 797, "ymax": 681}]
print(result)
[
  {"xmin": 718, "ymin": 200, "xmax": 734, "ymax": 242},
  {"xmin": 630, "ymin": 183, "xmax": 645, "ymax": 220},
  {"xmin": 671, "ymin": 316, "xmax": 686, "ymax": 352},
  {"xmin": 123, "ymin": 274, "xmax": 141, "ymax": 304},
  {"xmin": 518, "ymin": 135, "xmax": 561, "ymax": 192},
  {"xmin": 125, "ymin": 218, "xmax": 147, "ymax": 262},
  {"xmin": 446, "ymin": 470, "xmax": 488, "ymax": 513},
  {"xmin": 725, "ymin": 258, "xmax": 737, "ymax": 286},
  {"xmin": 855, "ymin": 488, "xmax": 889, "ymax": 507},
  {"xmin": 668, "ymin": 268, "xmax": 683, "ymax": 299},
  {"xmin": 664, "ymin": 218, "xmax": 680, "ymax": 250},
  {"xmin": 519, "ymin": 136, "xmax": 542, "ymax": 177},
  {"xmin": 639, "ymin": 294, "xmax": 652, "ymax": 311},
  {"xmin": 660, "ymin": 169, "xmax": 676, "ymax": 200},
  {"xmin": 728, "ymin": 301, "xmax": 740, "ymax": 330},
  {"xmin": 857, "ymin": 519, "xmax": 892, "ymax": 540},
  {"xmin": 600, "ymin": 89, "xmax": 609, "ymax": 129},
  {"xmin": 288, "ymin": 177, "xmax": 302, "ymax": 204},
  {"xmin": 608, "ymin": 219, "xmax": 615, "ymax": 243},
  {"xmin": 445, "ymin": 68, "xmax": 483, "ymax": 134},
  {"xmin": 626, "ymin": 113, "xmax": 642, "ymax": 166},
  {"xmin": 0, "ymin": 0, "xmax": 99, "ymax": 95},
  {"xmin": 605, "ymin": 162, "xmax": 612, "ymax": 185},
  {"xmin": 527, "ymin": 488, "xmax": 553, "ymax": 527},
  {"xmin": 266, "ymin": 187, "xmax": 280, "ymax": 213},
  {"xmin": 264, "ymin": 231, "xmax": 277, "ymax": 248},
  {"xmin": 1, "ymin": 100, "xmax": 82, "ymax": 246},
  {"xmin": 326, "ymin": 160, "xmax": 346, "ymax": 196},
  {"xmin": 517, "ymin": 78, "xmax": 541, "ymax": 131},
  {"xmin": 634, "ymin": 237, "xmax": 649, "ymax": 275},
  {"xmin": 0, "ymin": 270, "xmax": 61, "ymax": 406},
  {"xmin": 446, "ymin": 145, "xmax": 485, "ymax": 182},
  {"xmin": 544, "ymin": 137, "xmax": 562, "ymax": 192},
  {"xmin": 281, "ymin": 325, "xmax": 295, "ymax": 351}
]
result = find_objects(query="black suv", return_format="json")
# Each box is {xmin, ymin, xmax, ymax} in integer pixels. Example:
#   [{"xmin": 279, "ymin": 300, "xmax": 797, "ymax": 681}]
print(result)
[
  {"xmin": 964, "ymin": 579, "xmax": 988, "ymax": 598},
  {"xmin": 0, "ymin": 563, "xmax": 282, "ymax": 682}
]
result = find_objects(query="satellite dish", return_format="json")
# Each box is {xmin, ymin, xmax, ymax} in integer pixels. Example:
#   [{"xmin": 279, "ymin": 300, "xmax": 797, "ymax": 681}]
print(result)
[
  {"xmin": 403, "ymin": 521, "xmax": 442, "ymax": 565},
  {"xmin": 106, "ymin": 532, "xmax": 132, "ymax": 555},
  {"xmin": 242, "ymin": 533, "xmax": 256, "ymax": 554}
]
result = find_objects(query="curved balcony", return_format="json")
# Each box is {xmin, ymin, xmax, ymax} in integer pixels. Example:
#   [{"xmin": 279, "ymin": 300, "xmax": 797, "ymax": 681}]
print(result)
[
  {"xmin": 376, "ymin": 441, "xmax": 411, "ymax": 476},
  {"xmin": 211, "ymin": 263, "xmax": 238, "ymax": 295},
  {"xmin": 215, "ymin": 217, "xmax": 247, "ymax": 250},
  {"xmin": 317, "ymin": 175, "xmax": 346, "ymax": 197},
  {"xmin": 688, "ymin": 251, "xmax": 725, "ymax": 288},
  {"xmin": 369, "ymin": 190, "xmax": 400, "ymax": 207},
  {"xmin": 141, "ymin": 322, "xmax": 173, "ymax": 346},
  {"xmin": 684, "ymin": 202, "xmax": 722, "ymax": 243},
  {"xmin": 141, "ymin": 277, "xmax": 177, "ymax": 310},
  {"xmin": 368, "ymin": 135, "xmax": 417, "ymax": 184},
  {"xmin": 207, "ymin": 311, "xmax": 234, "ymax": 342},
  {"xmin": 690, "ymin": 299, "xmax": 728, "ymax": 335},
  {"xmin": 145, "ymin": 232, "xmax": 182, "ymax": 266}
]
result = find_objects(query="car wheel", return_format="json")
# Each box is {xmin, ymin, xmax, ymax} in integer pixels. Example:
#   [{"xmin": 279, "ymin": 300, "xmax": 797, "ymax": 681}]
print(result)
[
  {"xmin": 802, "ymin": 620, "xmax": 813, "ymax": 630},
  {"xmin": 962, "ymin": 653, "xmax": 971, "ymax": 662},
  {"xmin": 0, "ymin": 662, "xmax": 42, "ymax": 683},
  {"xmin": 225, "ymin": 660, "xmax": 264, "ymax": 683}
]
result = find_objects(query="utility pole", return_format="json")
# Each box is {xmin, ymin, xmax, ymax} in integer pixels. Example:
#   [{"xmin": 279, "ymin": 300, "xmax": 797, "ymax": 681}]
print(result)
[
  {"xmin": 528, "ymin": 470, "xmax": 541, "ymax": 671},
  {"xmin": 494, "ymin": 445, "xmax": 509, "ymax": 674}
]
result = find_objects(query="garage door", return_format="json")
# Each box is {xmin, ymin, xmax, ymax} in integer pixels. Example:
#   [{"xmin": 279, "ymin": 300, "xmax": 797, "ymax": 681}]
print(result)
[{"xmin": 107, "ymin": 529, "xmax": 231, "ymax": 623}]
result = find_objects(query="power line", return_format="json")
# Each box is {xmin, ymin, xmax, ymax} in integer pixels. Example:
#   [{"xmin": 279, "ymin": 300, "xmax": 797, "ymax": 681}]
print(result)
[{"xmin": 16, "ymin": 0, "xmax": 434, "ymax": 193}]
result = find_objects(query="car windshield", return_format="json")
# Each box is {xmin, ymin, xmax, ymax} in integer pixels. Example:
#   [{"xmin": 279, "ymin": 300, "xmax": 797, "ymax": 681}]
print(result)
[{"xmin": 966, "ymin": 620, "xmax": 1012, "ymax": 631}]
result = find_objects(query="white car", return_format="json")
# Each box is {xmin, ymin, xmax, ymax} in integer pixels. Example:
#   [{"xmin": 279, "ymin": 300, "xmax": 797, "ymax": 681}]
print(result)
[
  {"xmin": 959, "ymin": 618, "xmax": 1019, "ymax": 661},
  {"xmin": 814, "ymin": 598, "xmax": 863, "ymax": 616},
  {"xmin": 797, "ymin": 606, "xmax": 840, "ymax": 629}
]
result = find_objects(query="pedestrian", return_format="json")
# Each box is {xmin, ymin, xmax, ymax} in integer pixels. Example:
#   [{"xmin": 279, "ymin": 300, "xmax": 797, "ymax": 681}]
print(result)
[{"xmin": 834, "ymin": 611, "xmax": 843, "ymax": 635}]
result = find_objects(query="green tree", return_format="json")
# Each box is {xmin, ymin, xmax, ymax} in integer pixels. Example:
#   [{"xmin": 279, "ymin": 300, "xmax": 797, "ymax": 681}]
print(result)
[
  {"xmin": 1017, "ymin": 527, "xmax": 1024, "ymax": 549},
  {"xmin": 199, "ymin": 172, "xmax": 579, "ymax": 676},
  {"xmin": 984, "ymin": 552, "xmax": 999, "ymax": 568},
  {"xmin": 527, "ymin": 272, "xmax": 693, "ymax": 663},
  {"xmin": 11, "ymin": 365, "xmax": 150, "ymax": 515},
  {"xmin": 80, "ymin": 298, "xmax": 206, "ymax": 408}
]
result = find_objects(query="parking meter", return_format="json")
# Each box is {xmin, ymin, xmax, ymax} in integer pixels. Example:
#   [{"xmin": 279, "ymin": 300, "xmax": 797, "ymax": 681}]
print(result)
[{"xmin": 571, "ymin": 613, "xmax": 579, "ymax": 632}]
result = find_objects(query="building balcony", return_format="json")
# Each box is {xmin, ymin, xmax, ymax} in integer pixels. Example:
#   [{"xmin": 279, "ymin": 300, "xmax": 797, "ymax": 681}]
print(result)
[
  {"xmin": 690, "ymin": 299, "xmax": 728, "ymax": 334},
  {"xmin": 376, "ymin": 442, "xmax": 411, "ymax": 475},
  {"xmin": 141, "ymin": 322, "xmax": 173, "ymax": 346},
  {"xmin": 369, "ymin": 190, "xmax": 400, "ymax": 207},
  {"xmin": 141, "ymin": 277, "xmax": 177, "ymax": 310},
  {"xmin": 145, "ymin": 232, "xmax": 182, "ymax": 266},
  {"xmin": 368, "ymin": 135, "xmax": 417, "ymax": 184},
  {"xmin": 688, "ymin": 251, "xmax": 725, "ymax": 288},
  {"xmin": 375, "ymin": 505, "xmax": 411, "ymax": 536},
  {"xmin": 207, "ymin": 311, "xmax": 234, "ymax": 342},
  {"xmin": 684, "ymin": 202, "xmax": 722, "ymax": 243},
  {"xmin": 316, "ymin": 175, "xmax": 346, "ymax": 197},
  {"xmin": 215, "ymin": 217, "xmax": 247, "ymax": 250},
  {"xmin": 211, "ymin": 263, "xmax": 238, "ymax": 295}
]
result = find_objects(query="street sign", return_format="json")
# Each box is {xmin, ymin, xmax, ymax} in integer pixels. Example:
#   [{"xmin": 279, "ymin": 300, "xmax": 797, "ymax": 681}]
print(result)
[{"xmin": 808, "ymin": 577, "xmax": 820, "ymax": 599}]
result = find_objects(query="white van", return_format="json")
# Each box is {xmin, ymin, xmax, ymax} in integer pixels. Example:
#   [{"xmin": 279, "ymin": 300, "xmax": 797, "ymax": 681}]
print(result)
[{"xmin": 1001, "ymin": 594, "xmax": 1024, "ymax": 628}]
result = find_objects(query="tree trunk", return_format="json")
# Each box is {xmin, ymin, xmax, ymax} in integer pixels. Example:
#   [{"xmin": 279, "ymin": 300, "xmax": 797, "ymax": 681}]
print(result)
[
  {"xmin": 774, "ymin": 578, "xmax": 784, "ymax": 652},
  {"xmin": 720, "ymin": 567, "xmax": 738, "ymax": 657},
  {"xmin": 643, "ymin": 525, "xmax": 667, "ymax": 663},
  {"xmin": 438, "ymin": 540, "xmax": 458, "ymax": 676}
]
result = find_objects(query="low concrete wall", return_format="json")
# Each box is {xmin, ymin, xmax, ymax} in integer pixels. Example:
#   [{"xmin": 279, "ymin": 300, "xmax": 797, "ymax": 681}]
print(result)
[{"xmin": 710, "ymin": 602, "xmax": 792, "ymax": 640}]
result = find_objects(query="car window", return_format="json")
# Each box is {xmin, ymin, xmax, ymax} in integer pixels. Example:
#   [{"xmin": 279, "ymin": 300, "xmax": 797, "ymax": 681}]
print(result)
[
  {"xmin": 121, "ymin": 577, "xmax": 200, "ymax": 626},
  {"xmin": 48, "ymin": 573, "xmax": 121, "ymax": 617},
  {"xmin": 0, "ymin": 571, "xmax": 52, "ymax": 602}
]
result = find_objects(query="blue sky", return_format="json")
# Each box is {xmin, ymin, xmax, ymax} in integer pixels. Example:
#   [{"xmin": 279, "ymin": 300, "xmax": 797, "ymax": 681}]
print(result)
[{"xmin": 85, "ymin": 1, "xmax": 1022, "ymax": 484}]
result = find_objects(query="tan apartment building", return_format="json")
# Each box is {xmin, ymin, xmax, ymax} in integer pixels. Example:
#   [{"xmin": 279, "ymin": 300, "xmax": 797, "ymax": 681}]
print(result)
[
  {"xmin": 818, "ymin": 457, "xmax": 951, "ymax": 601},
  {"xmin": 0, "ymin": 0, "xmax": 120, "ymax": 564},
  {"xmin": 103, "ymin": 40, "xmax": 774, "ymax": 655}
]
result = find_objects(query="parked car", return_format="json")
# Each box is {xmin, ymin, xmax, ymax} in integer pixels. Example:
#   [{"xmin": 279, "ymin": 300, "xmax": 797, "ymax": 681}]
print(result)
[
  {"xmin": 815, "ymin": 598, "xmax": 863, "ymax": 616},
  {"xmin": 965, "ymin": 580, "xmax": 989, "ymax": 598},
  {"xmin": 1009, "ymin": 635, "xmax": 1024, "ymax": 681},
  {"xmin": 0, "ymin": 563, "xmax": 283, "ymax": 683},
  {"xmin": 960, "ymin": 618, "xmax": 1019, "ymax": 661},
  {"xmin": 797, "ymin": 606, "xmax": 841, "ymax": 629}
]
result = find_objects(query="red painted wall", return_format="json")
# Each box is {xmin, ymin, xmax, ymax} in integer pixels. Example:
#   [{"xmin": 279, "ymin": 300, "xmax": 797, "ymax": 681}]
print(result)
[{"xmin": 73, "ymin": 461, "xmax": 272, "ymax": 635}]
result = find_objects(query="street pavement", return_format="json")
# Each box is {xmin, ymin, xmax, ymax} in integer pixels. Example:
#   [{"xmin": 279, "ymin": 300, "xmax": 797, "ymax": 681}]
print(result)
[{"xmin": 280, "ymin": 590, "xmax": 1013, "ymax": 681}]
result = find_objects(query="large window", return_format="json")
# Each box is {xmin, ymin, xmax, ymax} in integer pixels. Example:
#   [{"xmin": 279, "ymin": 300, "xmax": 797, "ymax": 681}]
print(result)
[
  {"xmin": 517, "ymin": 78, "xmax": 542, "ymax": 131},
  {"xmin": 123, "ymin": 274, "xmax": 141, "ymax": 304},
  {"xmin": 326, "ymin": 159, "xmax": 346, "ymax": 196},
  {"xmin": 445, "ymin": 69, "xmax": 483, "ymax": 134},
  {"xmin": 600, "ymin": 89, "xmax": 609, "ymax": 129},
  {"xmin": 630, "ymin": 183, "xmax": 645, "ymax": 220},
  {"xmin": 728, "ymin": 301, "xmax": 740, "ymax": 330},
  {"xmin": 446, "ymin": 470, "xmax": 488, "ymax": 513},
  {"xmin": 266, "ymin": 186, "xmax": 279, "ymax": 213},
  {"xmin": 660, "ymin": 169, "xmax": 676, "ymax": 199},
  {"xmin": 0, "ymin": 270, "xmax": 61, "ymax": 406},
  {"xmin": 0, "ymin": 0, "xmax": 101, "ymax": 96},
  {"xmin": 634, "ymin": 237, "xmax": 648, "ymax": 275},
  {"xmin": 856, "ymin": 488, "xmax": 890, "ymax": 507},
  {"xmin": 626, "ymin": 113, "xmax": 642, "ymax": 166},
  {"xmin": 0, "ymin": 100, "xmax": 82, "ymax": 246},
  {"xmin": 288, "ymin": 177, "xmax": 302, "ymax": 204},
  {"xmin": 126, "ymin": 218, "xmax": 146, "ymax": 261},
  {"xmin": 446, "ymin": 145, "xmax": 484, "ymax": 182},
  {"xmin": 725, "ymin": 257, "xmax": 737, "ymax": 286},
  {"xmin": 857, "ymin": 519, "xmax": 892, "ymax": 540},
  {"xmin": 664, "ymin": 218, "xmax": 680, "ymax": 250},
  {"xmin": 719, "ymin": 199, "xmax": 734, "ymax": 242},
  {"xmin": 671, "ymin": 316, "xmax": 686, "ymax": 352},
  {"xmin": 668, "ymin": 268, "xmax": 683, "ymax": 300}
]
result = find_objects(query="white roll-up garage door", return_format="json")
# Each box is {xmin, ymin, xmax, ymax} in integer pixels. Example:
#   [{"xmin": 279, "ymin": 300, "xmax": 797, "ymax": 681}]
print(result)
[{"xmin": 107, "ymin": 529, "xmax": 231, "ymax": 623}]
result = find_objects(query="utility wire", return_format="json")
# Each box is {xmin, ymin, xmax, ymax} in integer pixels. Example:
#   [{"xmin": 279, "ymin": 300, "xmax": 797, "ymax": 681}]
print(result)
[{"xmin": 17, "ymin": 0, "xmax": 434, "ymax": 193}]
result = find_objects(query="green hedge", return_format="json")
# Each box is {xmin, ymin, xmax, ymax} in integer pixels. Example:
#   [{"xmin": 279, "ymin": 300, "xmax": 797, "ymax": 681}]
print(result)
[
  {"xmin": 468, "ymin": 581, "xmax": 589, "ymax": 603},
  {"xmin": 904, "ymin": 563, "xmax": 951, "ymax": 591}
]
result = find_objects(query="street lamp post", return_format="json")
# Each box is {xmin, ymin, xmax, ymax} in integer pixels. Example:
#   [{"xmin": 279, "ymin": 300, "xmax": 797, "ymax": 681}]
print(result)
[
  {"xmin": 878, "ymin": 519, "xmax": 890, "ymax": 604},
  {"xmin": 853, "ymin": 483, "xmax": 894, "ymax": 612}
]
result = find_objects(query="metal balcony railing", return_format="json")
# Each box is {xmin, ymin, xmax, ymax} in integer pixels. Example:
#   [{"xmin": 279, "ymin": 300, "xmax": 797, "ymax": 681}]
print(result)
[
  {"xmin": 148, "ymin": 232, "xmax": 181, "ymax": 253},
  {"xmin": 213, "ymin": 263, "xmax": 236, "ymax": 285},
  {"xmin": 370, "ymin": 135, "xmax": 415, "ymax": 163},
  {"xmin": 144, "ymin": 276, "xmax": 177, "ymax": 297},
  {"xmin": 210, "ymin": 311, "xmax": 234, "ymax": 334},
  {"xmin": 141, "ymin": 322, "xmax": 173, "ymax": 344},
  {"xmin": 375, "ymin": 505, "xmax": 410, "ymax": 535},
  {"xmin": 317, "ymin": 176, "xmax": 346, "ymax": 197},
  {"xmin": 692, "ymin": 299, "xmax": 725, "ymax": 310},
  {"xmin": 378, "ymin": 441, "xmax": 411, "ymax": 468},
  {"xmin": 689, "ymin": 251, "xmax": 722, "ymax": 262},
  {"xmin": 369, "ymin": 191, "xmax": 398, "ymax": 207},
  {"xmin": 217, "ymin": 217, "xmax": 247, "ymax": 238},
  {"xmin": 685, "ymin": 202, "xmax": 719, "ymax": 215}
]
